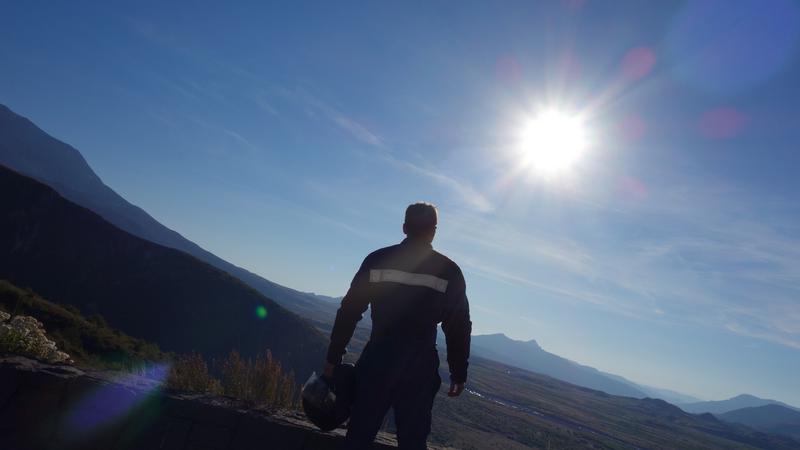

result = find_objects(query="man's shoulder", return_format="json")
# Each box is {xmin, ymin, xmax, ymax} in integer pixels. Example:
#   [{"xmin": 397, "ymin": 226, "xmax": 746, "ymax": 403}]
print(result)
[
  {"xmin": 364, "ymin": 243, "xmax": 403, "ymax": 261},
  {"xmin": 431, "ymin": 249, "xmax": 463, "ymax": 275}
]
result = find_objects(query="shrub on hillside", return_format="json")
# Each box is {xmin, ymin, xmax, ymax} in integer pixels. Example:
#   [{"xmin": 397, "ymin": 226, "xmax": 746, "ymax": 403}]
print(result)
[
  {"xmin": 218, "ymin": 350, "xmax": 298, "ymax": 408},
  {"xmin": 165, "ymin": 350, "xmax": 299, "ymax": 409},
  {"xmin": 0, "ymin": 310, "xmax": 71, "ymax": 363},
  {"xmin": 166, "ymin": 352, "xmax": 223, "ymax": 394}
]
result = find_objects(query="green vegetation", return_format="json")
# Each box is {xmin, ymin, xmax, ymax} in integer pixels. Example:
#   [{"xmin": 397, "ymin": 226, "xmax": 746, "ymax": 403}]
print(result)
[
  {"xmin": 166, "ymin": 352, "xmax": 224, "ymax": 394},
  {"xmin": 1, "ymin": 280, "xmax": 301, "ymax": 409},
  {"xmin": 0, "ymin": 280, "xmax": 164, "ymax": 369}
]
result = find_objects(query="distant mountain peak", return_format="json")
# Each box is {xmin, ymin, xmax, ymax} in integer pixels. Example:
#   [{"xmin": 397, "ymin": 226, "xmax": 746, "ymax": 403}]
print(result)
[
  {"xmin": 470, "ymin": 333, "xmax": 647, "ymax": 398},
  {"xmin": 486, "ymin": 332, "xmax": 509, "ymax": 337},
  {"xmin": 477, "ymin": 333, "xmax": 542, "ymax": 349},
  {"xmin": 731, "ymin": 393, "xmax": 760, "ymax": 401},
  {"xmin": 681, "ymin": 393, "xmax": 799, "ymax": 415}
]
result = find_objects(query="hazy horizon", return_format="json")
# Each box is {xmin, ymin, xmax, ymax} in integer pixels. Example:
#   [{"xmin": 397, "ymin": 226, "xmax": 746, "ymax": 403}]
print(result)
[{"xmin": 2, "ymin": 0, "xmax": 799, "ymax": 406}]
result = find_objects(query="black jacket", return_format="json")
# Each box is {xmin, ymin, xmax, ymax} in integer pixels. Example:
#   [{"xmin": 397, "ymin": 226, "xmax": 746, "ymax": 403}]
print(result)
[{"xmin": 327, "ymin": 238, "xmax": 471, "ymax": 383}]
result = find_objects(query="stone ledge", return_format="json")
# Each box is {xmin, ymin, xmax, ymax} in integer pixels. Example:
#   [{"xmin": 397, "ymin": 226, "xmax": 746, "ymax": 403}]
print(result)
[{"xmin": 0, "ymin": 355, "xmax": 399, "ymax": 450}]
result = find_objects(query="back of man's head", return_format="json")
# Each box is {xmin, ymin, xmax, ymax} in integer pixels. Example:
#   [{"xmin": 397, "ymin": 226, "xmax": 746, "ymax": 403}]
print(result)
[{"xmin": 404, "ymin": 202, "xmax": 438, "ymax": 239}]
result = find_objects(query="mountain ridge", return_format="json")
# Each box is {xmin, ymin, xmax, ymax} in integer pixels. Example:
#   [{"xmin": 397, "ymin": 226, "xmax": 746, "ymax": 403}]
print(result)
[
  {"xmin": 0, "ymin": 103, "xmax": 338, "ymax": 324},
  {"xmin": 0, "ymin": 163, "xmax": 327, "ymax": 378},
  {"xmin": 681, "ymin": 394, "xmax": 800, "ymax": 415},
  {"xmin": 470, "ymin": 333, "xmax": 648, "ymax": 398}
]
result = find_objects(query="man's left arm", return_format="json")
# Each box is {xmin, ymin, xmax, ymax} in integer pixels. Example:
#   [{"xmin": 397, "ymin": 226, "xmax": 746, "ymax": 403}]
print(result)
[{"xmin": 441, "ymin": 266, "xmax": 471, "ymax": 396}]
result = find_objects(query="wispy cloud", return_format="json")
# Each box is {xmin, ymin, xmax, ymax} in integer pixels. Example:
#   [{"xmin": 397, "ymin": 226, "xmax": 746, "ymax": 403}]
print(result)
[
  {"xmin": 451, "ymin": 249, "xmax": 656, "ymax": 325},
  {"xmin": 276, "ymin": 87, "xmax": 494, "ymax": 213},
  {"xmin": 609, "ymin": 183, "xmax": 800, "ymax": 345},
  {"xmin": 222, "ymin": 128, "xmax": 259, "ymax": 153},
  {"xmin": 277, "ymin": 87, "xmax": 386, "ymax": 148},
  {"xmin": 127, "ymin": 21, "xmax": 491, "ymax": 213},
  {"xmin": 254, "ymin": 95, "xmax": 279, "ymax": 116},
  {"xmin": 333, "ymin": 115, "xmax": 384, "ymax": 147},
  {"xmin": 443, "ymin": 210, "xmax": 594, "ymax": 275},
  {"xmin": 383, "ymin": 155, "xmax": 494, "ymax": 213},
  {"xmin": 726, "ymin": 321, "xmax": 800, "ymax": 351},
  {"xmin": 441, "ymin": 177, "xmax": 800, "ymax": 350}
]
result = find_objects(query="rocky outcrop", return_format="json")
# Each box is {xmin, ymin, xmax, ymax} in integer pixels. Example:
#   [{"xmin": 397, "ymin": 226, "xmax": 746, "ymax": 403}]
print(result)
[
  {"xmin": 0, "ymin": 356, "xmax": 398, "ymax": 449},
  {"xmin": 0, "ymin": 312, "xmax": 71, "ymax": 364}
]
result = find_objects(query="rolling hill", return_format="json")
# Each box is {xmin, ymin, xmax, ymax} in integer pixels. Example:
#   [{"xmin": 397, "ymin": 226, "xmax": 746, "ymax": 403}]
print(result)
[
  {"xmin": 0, "ymin": 103, "xmax": 338, "ymax": 324},
  {"xmin": 680, "ymin": 394, "xmax": 800, "ymax": 415},
  {"xmin": 718, "ymin": 404, "xmax": 800, "ymax": 441},
  {"xmin": 0, "ymin": 164, "xmax": 326, "ymax": 378}
]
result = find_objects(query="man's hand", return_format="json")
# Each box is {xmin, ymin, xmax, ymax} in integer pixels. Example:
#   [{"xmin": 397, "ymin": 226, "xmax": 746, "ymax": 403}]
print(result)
[
  {"xmin": 447, "ymin": 382, "xmax": 465, "ymax": 397},
  {"xmin": 322, "ymin": 362, "xmax": 336, "ymax": 379}
]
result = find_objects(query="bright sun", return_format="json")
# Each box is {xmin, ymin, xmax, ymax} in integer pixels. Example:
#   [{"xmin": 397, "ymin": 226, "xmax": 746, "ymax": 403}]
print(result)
[{"xmin": 519, "ymin": 110, "xmax": 588, "ymax": 175}]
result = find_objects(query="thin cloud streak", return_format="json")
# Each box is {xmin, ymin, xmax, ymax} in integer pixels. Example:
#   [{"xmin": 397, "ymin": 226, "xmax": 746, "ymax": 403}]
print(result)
[
  {"xmin": 726, "ymin": 322, "xmax": 800, "ymax": 351},
  {"xmin": 280, "ymin": 86, "xmax": 494, "ymax": 213},
  {"xmin": 333, "ymin": 115, "xmax": 384, "ymax": 147},
  {"xmin": 384, "ymin": 155, "xmax": 494, "ymax": 213},
  {"xmin": 126, "ymin": 23, "xmax": 493, "ymax": 214},
  {"xmin": 441, "ymin": 177, "xmax": 800, "ymax": 350},
  {"xmin": 222, "ymin": 129, "xmax": 259, "ymax": 153},
  {"xmin": 451, "ymin": 251, "xmax": 650, "ymax": 321}
]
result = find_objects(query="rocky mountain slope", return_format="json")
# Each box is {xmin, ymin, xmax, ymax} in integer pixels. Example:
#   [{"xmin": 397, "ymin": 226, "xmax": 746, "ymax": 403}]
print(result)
[
  {"xmin": 0, "ymin": 103, "xmax": 338, "ymax": 324},
  {"xmin": 0, "ymin": 165, "xmax": 326, "ymax": 378}
]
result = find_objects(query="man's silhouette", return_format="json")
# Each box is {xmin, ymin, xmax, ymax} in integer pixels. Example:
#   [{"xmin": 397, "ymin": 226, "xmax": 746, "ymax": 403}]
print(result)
[{"xmin": 324, "ymin": 202, "xmax": 471, "ymax": 449}]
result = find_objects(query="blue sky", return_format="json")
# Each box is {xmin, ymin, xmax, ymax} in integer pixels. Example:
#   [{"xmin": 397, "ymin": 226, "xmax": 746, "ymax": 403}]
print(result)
[{"xmin": 2, "ymin": 0, "xmax": 799, "ymax": 405}]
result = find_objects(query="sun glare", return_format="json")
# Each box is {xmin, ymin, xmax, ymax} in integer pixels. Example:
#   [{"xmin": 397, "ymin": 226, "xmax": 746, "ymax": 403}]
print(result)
[{"xmin": 519, "ymin": 110, "xmax": 588, "ymax": 175}]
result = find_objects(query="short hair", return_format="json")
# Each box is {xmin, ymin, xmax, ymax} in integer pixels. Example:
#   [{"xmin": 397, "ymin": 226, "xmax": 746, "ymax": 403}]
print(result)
[{"xmin": 404, "ymin": 202, "xmax": 438, "ymax": 234}]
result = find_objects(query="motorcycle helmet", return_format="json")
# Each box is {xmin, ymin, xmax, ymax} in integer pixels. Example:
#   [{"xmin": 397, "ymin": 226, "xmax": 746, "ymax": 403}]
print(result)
[{"xmin": 302, "ymin": 363, "xmax": 356, "ymax": 431}]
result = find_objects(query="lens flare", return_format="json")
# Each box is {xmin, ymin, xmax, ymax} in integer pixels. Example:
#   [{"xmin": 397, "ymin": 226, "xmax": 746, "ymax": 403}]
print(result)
[
  {"xmin": 256, "ymin": 305, "xmax": 268, "ymax": 319},
  {"xmin": 63, "ymin": 363, "xmax": 170, "ymax": 440}
]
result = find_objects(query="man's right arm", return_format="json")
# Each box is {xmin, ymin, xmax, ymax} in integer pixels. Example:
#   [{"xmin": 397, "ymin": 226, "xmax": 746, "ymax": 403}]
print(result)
[{"xmin": 326, "ymin": 256, "xmax": 372, "ymax": 366}]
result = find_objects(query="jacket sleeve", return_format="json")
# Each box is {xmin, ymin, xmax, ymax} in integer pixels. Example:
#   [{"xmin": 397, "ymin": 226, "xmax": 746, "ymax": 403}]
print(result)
[
  {"xmin": 441, "ymin": 265, "xmax": 471, "ymax": 384},
  {"xmin": 326, "ymin": 256, "xmax": 372, "ymax": 365}
]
